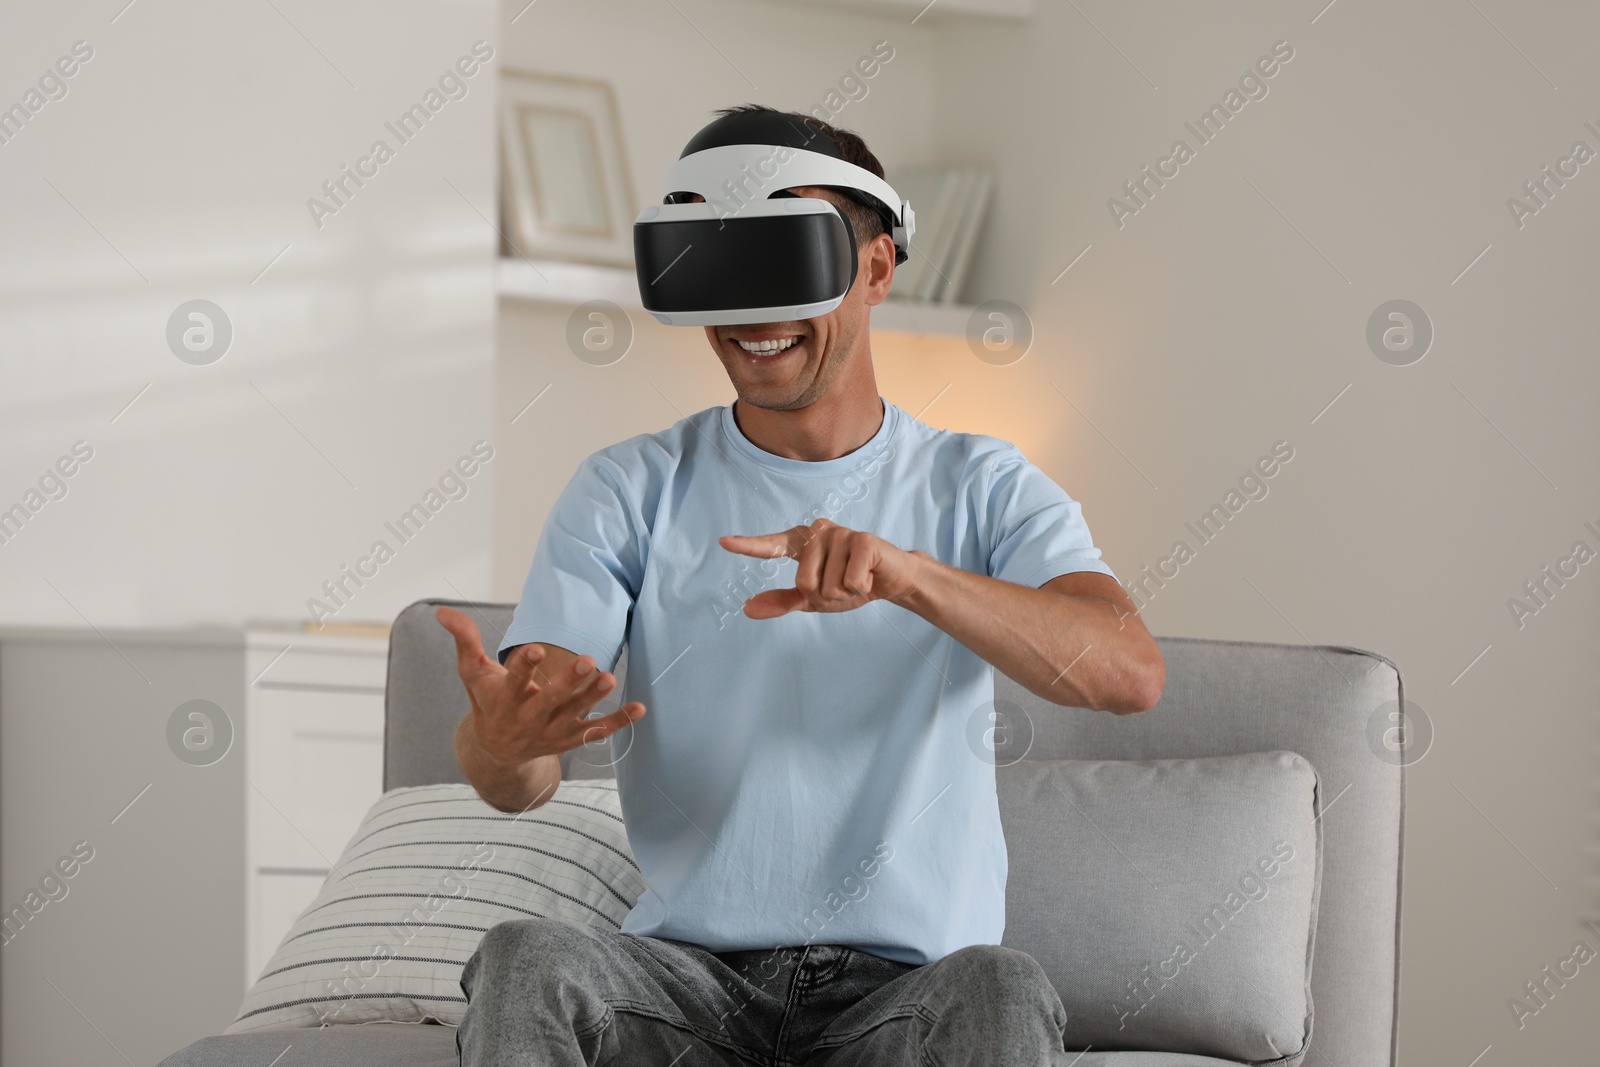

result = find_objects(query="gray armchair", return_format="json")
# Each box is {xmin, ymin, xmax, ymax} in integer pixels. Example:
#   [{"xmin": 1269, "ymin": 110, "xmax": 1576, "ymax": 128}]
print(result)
[{"xmin": 163, "ymin": 598, "xmax": 1405, "ymax": 1067}]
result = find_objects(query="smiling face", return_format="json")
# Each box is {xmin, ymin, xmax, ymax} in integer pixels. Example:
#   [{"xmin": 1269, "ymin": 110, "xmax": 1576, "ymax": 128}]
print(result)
[{"xmin": 702, "ymin": 185, "xmax": 897, "ymax": 413}]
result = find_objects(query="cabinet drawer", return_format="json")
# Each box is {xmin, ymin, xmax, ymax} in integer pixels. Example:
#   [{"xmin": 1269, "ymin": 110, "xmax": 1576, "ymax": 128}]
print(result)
[{"xmin": 247, "ymin": 688, "xmax": 384, "ymax": 868}]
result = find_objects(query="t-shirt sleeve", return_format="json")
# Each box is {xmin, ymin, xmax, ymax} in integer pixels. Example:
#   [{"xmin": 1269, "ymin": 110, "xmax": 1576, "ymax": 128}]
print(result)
[
  {"xmin": 983, "ymin": 446, "xmax": 1117, "ymax": 589},
  {"xmin": 498, "ymin": 456, "xmax": 644, "ymax": 670}
]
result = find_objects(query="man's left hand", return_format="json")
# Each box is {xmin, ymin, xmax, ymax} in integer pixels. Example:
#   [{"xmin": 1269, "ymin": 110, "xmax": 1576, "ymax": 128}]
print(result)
[{"xmin": 718, "ymin": 519, "xmax": 923, "ymax": 619}]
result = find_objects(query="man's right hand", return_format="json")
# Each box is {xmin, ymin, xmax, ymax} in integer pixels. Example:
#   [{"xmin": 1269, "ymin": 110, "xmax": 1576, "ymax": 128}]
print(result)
[{"xmin": 436, "ymin": 606, "xmax": 644, "ymax": 811}]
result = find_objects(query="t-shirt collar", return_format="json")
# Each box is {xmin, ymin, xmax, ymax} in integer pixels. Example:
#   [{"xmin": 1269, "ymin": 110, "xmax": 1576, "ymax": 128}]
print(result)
[{"xmin": 720, "ymin": 396, "xmax": 898, "ymax": 479}]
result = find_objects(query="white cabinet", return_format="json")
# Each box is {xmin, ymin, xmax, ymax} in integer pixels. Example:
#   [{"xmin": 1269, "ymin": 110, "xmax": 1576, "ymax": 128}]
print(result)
[{"xmin": 243, "ymin": 628, "xmax": 389, "ymax": 987}]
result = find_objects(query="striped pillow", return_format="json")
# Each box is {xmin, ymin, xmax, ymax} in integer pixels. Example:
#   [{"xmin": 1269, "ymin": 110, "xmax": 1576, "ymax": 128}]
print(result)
[{"xmin": 227, "ymin": 780, "xmax": 643, "ymax": 1032}]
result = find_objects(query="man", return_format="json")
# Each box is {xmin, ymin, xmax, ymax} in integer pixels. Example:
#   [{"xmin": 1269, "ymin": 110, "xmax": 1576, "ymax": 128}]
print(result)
[{"xmin": 438, "ymin": 104, "xmax": 1165, "ymax": 1065}]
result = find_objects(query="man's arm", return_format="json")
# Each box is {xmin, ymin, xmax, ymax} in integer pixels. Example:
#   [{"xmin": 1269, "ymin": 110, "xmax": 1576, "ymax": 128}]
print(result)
[
  {"xmin": 893, "ymin": 559, "xmax": 1164, "ymax": 713},
  {"xmin": 720, "ymin": 520, "xmax": 1164, "ymax": 714},
  {"xmin": 438, "ymin": 608, "xmax": 644, "ymax": 813}
]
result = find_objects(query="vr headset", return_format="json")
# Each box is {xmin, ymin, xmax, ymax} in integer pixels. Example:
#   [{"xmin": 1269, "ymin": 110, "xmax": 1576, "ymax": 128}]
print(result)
[{"xmin": 633, "ymin": 110, "xmax": 915, "ymax": 327}]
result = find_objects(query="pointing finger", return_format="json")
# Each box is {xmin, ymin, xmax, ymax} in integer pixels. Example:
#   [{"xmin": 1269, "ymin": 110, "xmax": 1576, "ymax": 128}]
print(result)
[{"xmin": 719, "ymin": 526, "xmax": 811, "ymax": 560}]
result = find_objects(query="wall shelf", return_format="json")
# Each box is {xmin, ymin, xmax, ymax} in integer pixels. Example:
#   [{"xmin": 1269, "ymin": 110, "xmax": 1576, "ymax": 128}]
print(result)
[{"xmin": 497, "ymin": 257, "xmax": 976, "ymax": 339}]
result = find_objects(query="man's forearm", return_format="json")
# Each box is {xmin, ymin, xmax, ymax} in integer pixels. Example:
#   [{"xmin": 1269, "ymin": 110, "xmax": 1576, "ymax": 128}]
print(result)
[
  {"xmin": 454, "ymin": 713, "xmax": 563, "ymax": 813},
  {"xmin": 890, "ymin": 552, "xmax": 1162, "ymax": 712}
]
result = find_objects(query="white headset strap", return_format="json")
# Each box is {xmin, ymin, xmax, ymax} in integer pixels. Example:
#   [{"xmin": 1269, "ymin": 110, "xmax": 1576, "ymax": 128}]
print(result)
[{"xmin": 661, "ymin": 143, "xmax": 911, "ymax": 236}]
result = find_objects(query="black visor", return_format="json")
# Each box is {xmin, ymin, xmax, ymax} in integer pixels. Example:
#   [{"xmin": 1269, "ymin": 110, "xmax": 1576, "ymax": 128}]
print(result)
[{"xmin": 633, "ymin": 200, "xmax": 858, "ymax": 326}]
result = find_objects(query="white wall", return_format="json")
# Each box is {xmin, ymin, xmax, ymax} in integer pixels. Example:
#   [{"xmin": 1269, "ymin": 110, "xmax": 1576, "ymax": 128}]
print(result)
[
  {"xmin": 0, "ymin": 0, "xmax": 498, "ymax": 634},
  {"xmin": 0, "ymin": 0, "xmax": 496, "ymax": 1062},
  {"xmin": 495, "ymin": 1, "xmax": 1599, "ymax": 1064},
  {"xmin": 930, "ymin": 4, "xmax": 1600, "ymax": 1063}
]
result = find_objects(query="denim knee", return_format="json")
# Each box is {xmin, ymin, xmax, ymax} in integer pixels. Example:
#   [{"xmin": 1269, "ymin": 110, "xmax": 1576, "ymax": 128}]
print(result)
[
  {"xmin": 463, "ymin": 918, "xmax": 612, "ymax": 1008},
  {"xmin": 458, "ymin": 919, "xmax": 621, "ymax": 1066},
  {"xmin": 944, "ymin": 945, "xmax": 1046, "ymax": 984},
  {"xmin": 939, "ymin": 946, "xmax": 1064, "ymax": 1018}
]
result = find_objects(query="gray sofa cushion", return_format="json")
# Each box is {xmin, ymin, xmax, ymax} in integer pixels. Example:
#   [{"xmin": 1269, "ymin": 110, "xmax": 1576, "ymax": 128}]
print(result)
[
  {"xmin": 161, "ymin": 1022, "xmax": 459, "ymax": 1067},
  {"xmin": 159, "ymin": 1022, "xmax": 1257, "ymax": 1066},
  {"xmin": 999, "ymin": 752, "xmax": 1322, "ymax": 1065}
]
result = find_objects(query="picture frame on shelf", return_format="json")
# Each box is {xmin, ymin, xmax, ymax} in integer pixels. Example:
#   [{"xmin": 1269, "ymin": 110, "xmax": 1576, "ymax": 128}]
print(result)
[{"xmin": 499, "ymin": 70, "xmax": 637, "ymax": 267}]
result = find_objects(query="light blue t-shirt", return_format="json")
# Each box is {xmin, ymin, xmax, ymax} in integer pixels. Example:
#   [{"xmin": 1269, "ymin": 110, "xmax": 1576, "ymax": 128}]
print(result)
[{"xmin": 500, "ymin": 397, "xmax": 1115, "ymax": 965}]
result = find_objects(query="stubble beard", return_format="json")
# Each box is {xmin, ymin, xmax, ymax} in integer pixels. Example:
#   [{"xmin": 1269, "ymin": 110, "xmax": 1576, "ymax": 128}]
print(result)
[{"xmin": 733, "ymin": 313, "xmax": 857, "ymax": 413}]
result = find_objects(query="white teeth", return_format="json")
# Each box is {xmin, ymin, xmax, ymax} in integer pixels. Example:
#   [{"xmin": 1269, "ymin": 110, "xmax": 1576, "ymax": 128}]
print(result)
[{"xmin": 736, "ymin": 336, "xmax": 801, "ymax": 354}]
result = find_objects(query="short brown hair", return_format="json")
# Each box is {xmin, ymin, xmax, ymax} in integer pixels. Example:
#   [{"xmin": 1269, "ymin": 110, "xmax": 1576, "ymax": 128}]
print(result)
[{"xmin": 712, "ymin": 104, "xmax": 891, "ymax": 252}]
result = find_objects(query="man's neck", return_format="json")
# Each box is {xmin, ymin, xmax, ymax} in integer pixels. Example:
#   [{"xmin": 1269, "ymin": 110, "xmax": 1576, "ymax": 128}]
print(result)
[{"xmin": 731, "ymin": 392, "xmax": 885, "ymax": 464}]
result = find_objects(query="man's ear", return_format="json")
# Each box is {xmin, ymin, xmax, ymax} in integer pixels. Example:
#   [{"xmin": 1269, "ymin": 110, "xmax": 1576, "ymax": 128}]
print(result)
[{"xmin": 862, "ymin": 233, "xmax": 897, "ymax": 307}]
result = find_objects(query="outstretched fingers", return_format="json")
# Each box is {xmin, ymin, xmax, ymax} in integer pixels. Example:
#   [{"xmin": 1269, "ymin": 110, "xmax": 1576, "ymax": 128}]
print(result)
[
  {"xmin": 546, "ymin": 661, "xmax": 620, "ymax": 718},
  {"xmin": 503, "ymin": 642, "xmax": 550, "ymax": 693},
  {"xmin": 568, "ymin": 701, "xmax": 646, "ymax": 750},
  {"xmin": 436, "ymin": 606, "xmax": 495, "ymax": 679}
]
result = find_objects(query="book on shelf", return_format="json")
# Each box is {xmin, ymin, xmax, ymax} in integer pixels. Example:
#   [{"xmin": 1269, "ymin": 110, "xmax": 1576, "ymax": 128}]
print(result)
[
  {"xmin": 884, "ymin": 165, "xmax": 994, "ymax": 307},
  {"xmin": 937, "ymin": 169, "xmax": 993, "ymax": 306}
]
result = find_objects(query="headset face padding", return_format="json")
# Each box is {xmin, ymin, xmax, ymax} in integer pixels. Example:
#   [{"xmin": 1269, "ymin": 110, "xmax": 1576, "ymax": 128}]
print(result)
[{"xmin": 633, "ymin": 111, "xmax": 914, "ymax": 327}]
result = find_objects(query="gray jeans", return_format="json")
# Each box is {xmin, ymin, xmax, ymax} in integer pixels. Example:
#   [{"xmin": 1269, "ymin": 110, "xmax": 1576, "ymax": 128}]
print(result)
[{"xmin": 457, "ymin": 917, "xmax": 1074, "ymax": 1066}]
